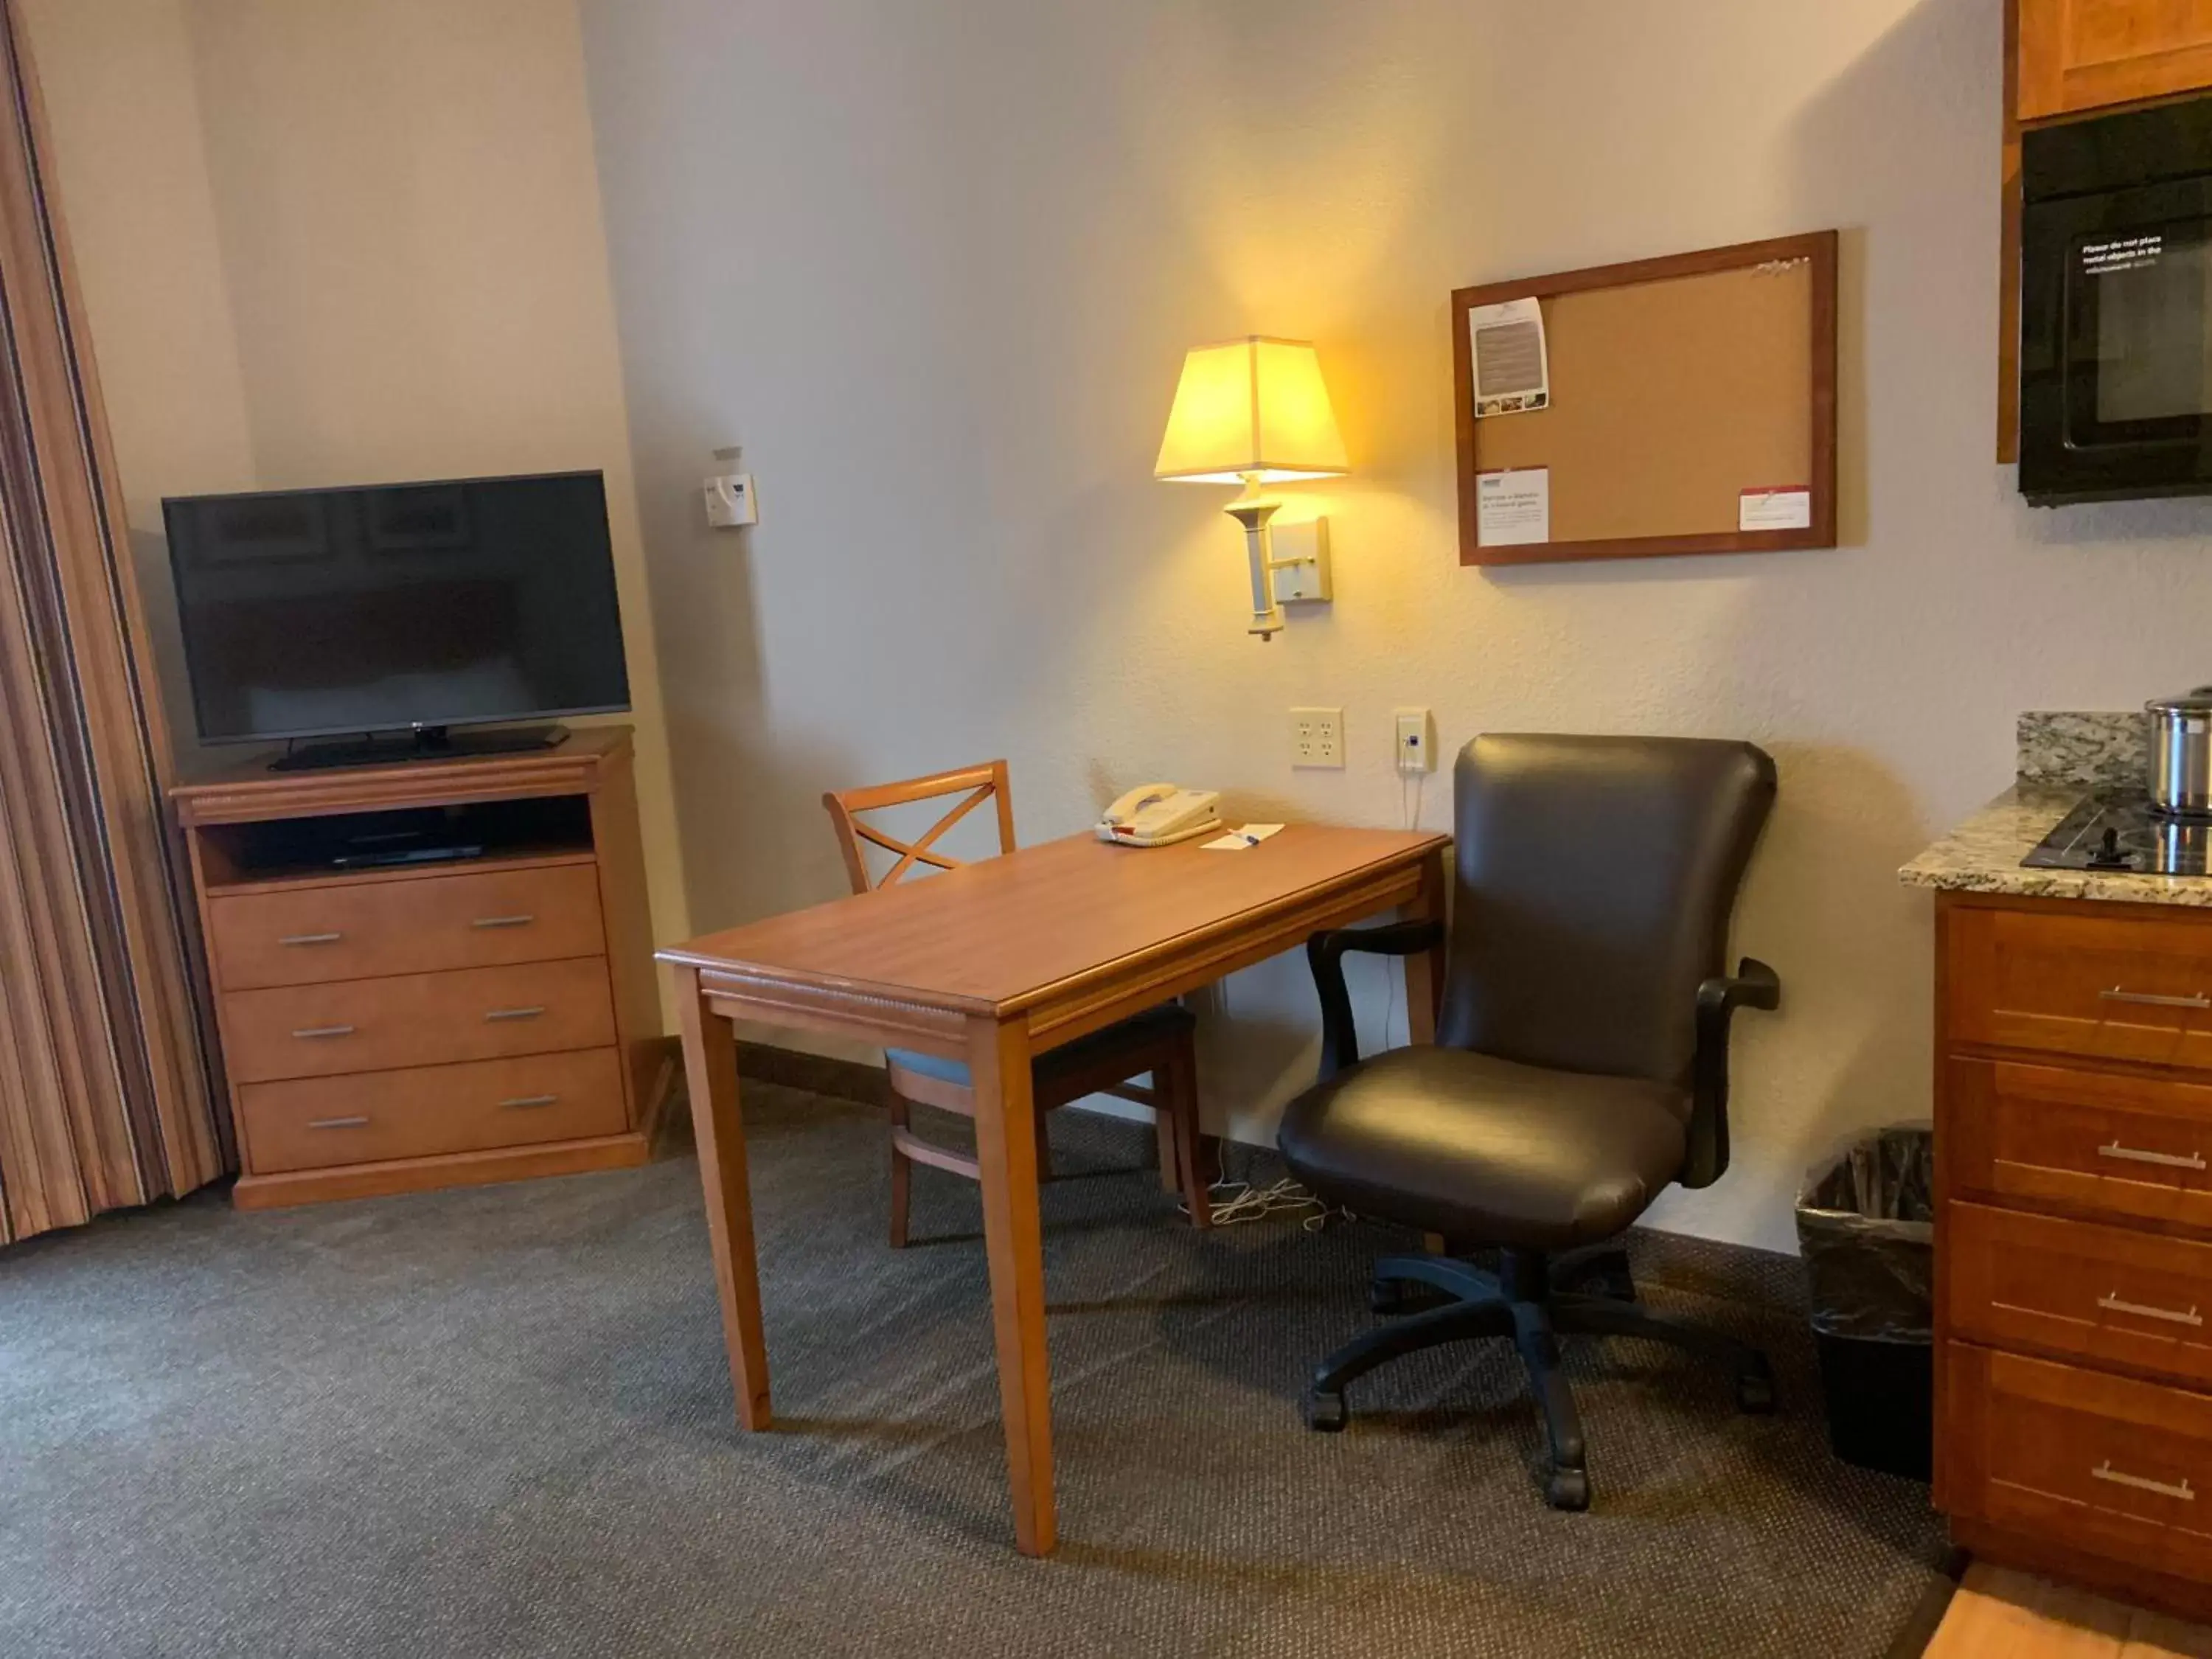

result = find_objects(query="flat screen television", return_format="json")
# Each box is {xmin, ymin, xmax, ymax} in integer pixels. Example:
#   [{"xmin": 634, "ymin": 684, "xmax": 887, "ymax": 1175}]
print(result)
[{"xmin": 163, "ymin": 470, "xmax": 630, "ymax": 770}]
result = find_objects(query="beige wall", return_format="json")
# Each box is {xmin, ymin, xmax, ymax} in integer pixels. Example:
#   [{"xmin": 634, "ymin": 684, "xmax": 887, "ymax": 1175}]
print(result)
[
  {"xmin": 22, "ymin": 0, "xmax": 689, "ymax": 962},
  {"xmin": 577, "ymin": 0, "xmax": 2212, "ymax": 1253}
]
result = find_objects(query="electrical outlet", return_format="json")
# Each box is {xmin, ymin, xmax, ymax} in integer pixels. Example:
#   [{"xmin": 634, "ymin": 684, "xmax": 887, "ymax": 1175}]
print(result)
[
  {"xmin": 1290, "ymin": 706, "xmax": 1344, "ymax": 769},
  {"xmin": 1394, "ymin": 707, "xmax": 1436, "ymax": 774}
]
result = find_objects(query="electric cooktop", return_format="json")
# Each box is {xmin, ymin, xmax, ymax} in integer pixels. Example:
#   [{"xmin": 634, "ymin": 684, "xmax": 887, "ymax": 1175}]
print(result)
[{"xmin": 2024, "ymin": 793, "xmax": 2212, "ymax": 877}]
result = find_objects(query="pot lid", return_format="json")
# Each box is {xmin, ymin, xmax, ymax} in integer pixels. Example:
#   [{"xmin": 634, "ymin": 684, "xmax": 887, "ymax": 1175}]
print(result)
[{"xmin": 2149, "ymin": 686, "xmax": 2212, "ymax": 715}]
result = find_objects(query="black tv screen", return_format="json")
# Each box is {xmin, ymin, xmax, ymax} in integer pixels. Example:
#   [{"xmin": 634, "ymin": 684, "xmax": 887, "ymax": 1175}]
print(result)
[{"xmin": 164, "ymin": 471, "xmax": 630, "ymax": 744}]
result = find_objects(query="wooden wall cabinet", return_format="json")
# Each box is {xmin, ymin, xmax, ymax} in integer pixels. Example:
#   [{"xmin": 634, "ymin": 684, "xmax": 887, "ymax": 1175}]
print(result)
[
  {"xmin": 1937, "ymin": 891, "xmax": 2212, "ymax": 1620},
  {"xmin": 172, "ymin": 728, "xmax": 672, "ymax": 1209},
  {"xmin": 2018, "ymin": 0, "xmax": 2212, "ymax": 121}
]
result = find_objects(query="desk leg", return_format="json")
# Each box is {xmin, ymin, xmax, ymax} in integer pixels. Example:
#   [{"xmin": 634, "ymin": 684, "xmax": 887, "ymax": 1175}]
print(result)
[
  {"xmin": 968, "ymin": 1014, "xmax": 1056, "ymax": 1557},
  {"xmin": 674, "ymin": 965, "xmax": 772, "ymax": 1430},
  {"xmin": 1404, "ymin": 843, "xmax": 1450, "ymax": 1046}
]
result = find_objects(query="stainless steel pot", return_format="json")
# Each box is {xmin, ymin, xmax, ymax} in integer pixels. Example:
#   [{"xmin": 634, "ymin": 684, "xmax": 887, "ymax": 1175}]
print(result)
[{"xmin": 2149, "ymin": 688, "xmax": 2212, "ymax": 817}]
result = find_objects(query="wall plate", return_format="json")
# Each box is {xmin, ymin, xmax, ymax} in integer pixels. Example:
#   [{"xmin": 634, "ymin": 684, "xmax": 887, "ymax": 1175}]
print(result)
[
  {"xmin": 1270, "ymin": 518, "xmax": 1332, "ymax": 604},
  {"xmin": 1394, "ymin": 707, "xmax": 1436, "ymax": 773},
  {"xmin": 1291, "ymin": 706, "xmax": 1343, "ymax": 768}
]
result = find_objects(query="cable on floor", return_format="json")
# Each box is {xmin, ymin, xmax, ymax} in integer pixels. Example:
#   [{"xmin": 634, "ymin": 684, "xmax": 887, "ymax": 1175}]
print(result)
[{"xmin": 1176, "ymin": 1142, "xmax": 1352, "ymax": 1232}]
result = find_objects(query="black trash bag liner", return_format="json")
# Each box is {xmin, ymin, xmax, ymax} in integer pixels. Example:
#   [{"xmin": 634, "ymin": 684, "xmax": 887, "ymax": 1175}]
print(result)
[{"xmin": 1795, "ymin": 1124, "xmax": 1934, "ymax": 1343}]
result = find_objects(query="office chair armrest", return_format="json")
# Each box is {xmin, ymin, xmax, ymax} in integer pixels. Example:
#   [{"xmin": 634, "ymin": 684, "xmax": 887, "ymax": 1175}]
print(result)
[
  {"xmin": 1682, "ymin": 957, "xmax": 1781, "ymax": 1189},
  {"xmin": 1306, "ymin": 920, "xmax": 1447, "ymax": 1080}
]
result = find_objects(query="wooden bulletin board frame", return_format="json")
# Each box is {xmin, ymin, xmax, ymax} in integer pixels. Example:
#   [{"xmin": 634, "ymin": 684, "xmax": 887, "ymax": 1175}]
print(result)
[{"xmin": 1452, "ymin": 230, "xmax": 1838, "ymax": 567}]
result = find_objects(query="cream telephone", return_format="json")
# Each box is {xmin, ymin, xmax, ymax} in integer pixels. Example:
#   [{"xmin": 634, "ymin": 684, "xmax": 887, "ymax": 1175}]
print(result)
[{"xmin": 1095, "ymin": 783, "xmax": 1223, "ymax": 849}]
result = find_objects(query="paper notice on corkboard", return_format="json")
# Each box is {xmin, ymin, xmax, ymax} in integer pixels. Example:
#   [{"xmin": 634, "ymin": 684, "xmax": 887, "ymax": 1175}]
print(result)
[
  {"xmin": 1475, "ymin": 467, "xmax": 1550, "ymax": 546},
  {"xmin": 1468, "ymin": 297, "xmax": 1551, "ymax": 418}
]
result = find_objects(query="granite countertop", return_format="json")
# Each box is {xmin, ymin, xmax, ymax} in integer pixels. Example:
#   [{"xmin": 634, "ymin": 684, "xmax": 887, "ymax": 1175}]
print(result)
[{"xmin": 1899, "ymin": 784, "xmax": 2212, "ymax": 909}]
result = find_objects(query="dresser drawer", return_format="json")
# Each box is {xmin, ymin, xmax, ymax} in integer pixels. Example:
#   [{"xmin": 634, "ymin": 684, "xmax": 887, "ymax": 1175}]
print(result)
[
  {"xmin": 1951, "ymin": 1201, "xmax": 2212, "ymax": 1387},
  {"xmin": 207, "ymin": 861, "xmax": 605, "ymax": 991},
  {"xmin": 237, "ymin": 1048, "xmax": 628, "ymax": 1173},
  {"xmin": 1946, "ymin": 1058, "xmax": 2212, "ymax": 1230},
  {"xmin": 1947, "ymin": 904, "xmax": 2212, "ymax": 1071},
  {"xmin": 1945, "ymin": 1343, "xmax": 2212, "ymax": 1585},
  {"xmin": 221, "ymin": 958, "xmax": 615, "ymax": 1083}
]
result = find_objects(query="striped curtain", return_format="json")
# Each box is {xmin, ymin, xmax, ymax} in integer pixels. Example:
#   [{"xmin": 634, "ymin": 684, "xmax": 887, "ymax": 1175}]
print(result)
[{"xmin": 0, "ymin": 0, "xmax": 225, "ymax": 1244}]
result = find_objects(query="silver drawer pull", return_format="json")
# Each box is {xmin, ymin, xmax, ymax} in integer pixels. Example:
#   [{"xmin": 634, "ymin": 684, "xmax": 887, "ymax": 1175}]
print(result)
[
  {"xmin": 279, "ymin": 932, "xmax": 344, "ymax": 947},
  {"xmin": 291, "ymin": 1025, "xmax": 356, "ymax": 1040},
  {"xmin": 473, "ymin": 915, "xmax": 536, "ymax": 931},
  {"xmin": 485, "ymin": 1006, "xmax": 546, "ymax": 1023},
  {"xmin": 2093, "ymin": 1460, "xmax": 2195, "ymax": 1501},
  {"xmin": 2098, "ymin": 1140, "xmax": 2207, "ymax": 1171},
  {"xmin": 2101, "ymin": 986, "xmax": 2212, "ymax": 1010},
  {"xmin": 499, "ymin": 1094, "xmax": 560, "ymax": 1110},
  {"xmin": 2098, "ymin": 1293, "xmax": 2204, "ymax": 1326},
  {"xmin": 307, "ymin": 1116, "xmax": 369, "ymax": 1131}
]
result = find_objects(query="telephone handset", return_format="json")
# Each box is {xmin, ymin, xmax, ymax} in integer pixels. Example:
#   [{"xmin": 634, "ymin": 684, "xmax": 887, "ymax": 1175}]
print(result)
[{"xmin": 1095, "ymin": 782, "xmax": 1223, "ymax": 849}]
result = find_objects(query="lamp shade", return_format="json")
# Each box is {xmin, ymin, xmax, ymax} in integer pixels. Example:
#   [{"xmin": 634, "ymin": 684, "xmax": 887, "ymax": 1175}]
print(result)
[{"xmin": 1153, "ymin": 337, "xmax": 1349, "ymax": 484}]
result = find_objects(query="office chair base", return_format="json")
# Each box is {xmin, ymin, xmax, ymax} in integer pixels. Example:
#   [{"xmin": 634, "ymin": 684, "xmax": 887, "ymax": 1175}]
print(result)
[{"xmin": 1306, "ymin": 1246, "xmax": 1773, "ymax": 1510}]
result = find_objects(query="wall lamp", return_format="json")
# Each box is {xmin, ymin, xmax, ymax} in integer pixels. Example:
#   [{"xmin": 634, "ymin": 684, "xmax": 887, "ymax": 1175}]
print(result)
[{"xmin": 1153, "ymin": 336, "xmax": 1348, "ymax": 641}]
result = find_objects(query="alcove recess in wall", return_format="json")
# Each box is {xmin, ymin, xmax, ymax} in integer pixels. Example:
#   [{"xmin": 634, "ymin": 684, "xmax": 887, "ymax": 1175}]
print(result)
[{"xmin": 1452, "ymin": 230, "xmax": 1840, "ymax": 568}]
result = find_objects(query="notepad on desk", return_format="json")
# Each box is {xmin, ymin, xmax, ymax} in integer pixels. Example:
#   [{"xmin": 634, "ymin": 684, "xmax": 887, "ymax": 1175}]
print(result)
[{"xmin": 1203, "ymin": 824, "xmax": 1284, "ymax": 852}]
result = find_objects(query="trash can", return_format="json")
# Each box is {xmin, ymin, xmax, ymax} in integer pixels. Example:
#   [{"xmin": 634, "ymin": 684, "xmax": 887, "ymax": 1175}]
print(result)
[{"xmin": 1795, "ymin": 1124, "xmax": 1935, "ymax": 1481}]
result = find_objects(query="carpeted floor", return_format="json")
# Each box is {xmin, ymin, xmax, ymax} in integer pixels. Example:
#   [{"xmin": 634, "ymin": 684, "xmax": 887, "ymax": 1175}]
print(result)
[{"xmin": 0, "ymin": 1085, "xmax": 1945, "ymax": 1658}]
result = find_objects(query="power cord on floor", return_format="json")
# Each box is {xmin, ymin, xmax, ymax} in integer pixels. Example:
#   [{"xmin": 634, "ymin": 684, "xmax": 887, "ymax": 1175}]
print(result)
[{"xmin": 1176, "ymin": 1142, "xmax": 1352, "ymax": 1232}]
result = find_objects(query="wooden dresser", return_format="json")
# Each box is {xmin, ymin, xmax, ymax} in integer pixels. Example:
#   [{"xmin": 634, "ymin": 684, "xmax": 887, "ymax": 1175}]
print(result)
[
  {"xmin": 173, "ymin": 729, "xmax": 670, "ymax": 1209},
  {"xmin": 1938, "ymin": 889, "xmax": 2212, "ymax": 1618}
]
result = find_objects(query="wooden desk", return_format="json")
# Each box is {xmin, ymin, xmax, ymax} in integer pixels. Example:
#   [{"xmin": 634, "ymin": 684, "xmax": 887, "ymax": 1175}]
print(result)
[{"xmin": 658, "ymin": 823, "xmax": 1450, "ymax": 1556}]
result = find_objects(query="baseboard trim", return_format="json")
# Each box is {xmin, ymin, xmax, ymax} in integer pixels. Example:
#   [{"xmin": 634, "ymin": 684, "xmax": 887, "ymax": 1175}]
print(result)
[
  {"xmin": 735, "ymin": 1040, "xmax": 887, "ymax": 1105},
  {"xmin": 723, "ymin": 1040, "xmax": 1809, "ymax": 1315}
]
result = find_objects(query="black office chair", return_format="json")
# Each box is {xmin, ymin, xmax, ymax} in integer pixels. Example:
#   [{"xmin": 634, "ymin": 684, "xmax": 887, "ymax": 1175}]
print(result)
[{"xmin": 1278, "ymin": 733, "xmax": 1780, "ymax": 1512}]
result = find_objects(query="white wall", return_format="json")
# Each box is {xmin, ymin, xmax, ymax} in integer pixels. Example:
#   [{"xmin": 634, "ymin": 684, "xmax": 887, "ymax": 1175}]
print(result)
[
  {"xmin": 24, "ymin": 0, "xmax": 691, "ymax": 959},
  {"xmin": 576, "ymin": 0, "xmax": 2212, "ymax": 1254}
]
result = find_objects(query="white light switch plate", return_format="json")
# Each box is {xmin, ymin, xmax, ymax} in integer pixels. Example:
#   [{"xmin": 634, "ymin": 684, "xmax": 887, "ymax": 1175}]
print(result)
[{"xmin": 1291, "ymin": 706, "xmax": 1343, "ymax": 768}]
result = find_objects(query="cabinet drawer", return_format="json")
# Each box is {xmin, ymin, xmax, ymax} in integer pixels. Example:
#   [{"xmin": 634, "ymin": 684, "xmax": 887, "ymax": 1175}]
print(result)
[
  {"xmin": 1947, "ymin": 904, "xmax": 2212, "ymax": 1071},
  {"xmin": 238, "ymin": 1048, "xmax": 628, "ymax": 1174},
  {"xmin": 208, "ymin": 861, "xmax": 605, "ymax": 990},
  {"xmin": 1945, "ymin": 1342, "xmax": 2212, "ymax": 1584},
  {"xmin": 1951, "ymin": 1201, "xmax": 2212, "ymax": 1386},
  {"xmin": 222, "ymin": 958, "xmax": 615, "ymax": 1083},
  {"xmin": 1946, "ymin": 1058, "xmax": 2212, "ymax": 1230}
]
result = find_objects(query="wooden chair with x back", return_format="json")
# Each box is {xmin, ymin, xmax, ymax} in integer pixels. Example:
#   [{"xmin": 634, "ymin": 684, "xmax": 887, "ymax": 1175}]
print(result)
[{"xmin": 823, "ymin": 760, "xmax": 1213, "ymax": 1245}]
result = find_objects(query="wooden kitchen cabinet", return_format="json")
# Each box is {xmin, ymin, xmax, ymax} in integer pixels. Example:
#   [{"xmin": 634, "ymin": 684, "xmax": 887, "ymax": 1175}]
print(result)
[
  {"xmin": 2017, "ymin": 0, "xmax": 2212, "ymax": 124},
  {"xmin": 1937, "ymin": 891, "xmax": 2212, "ymax": 1621}
]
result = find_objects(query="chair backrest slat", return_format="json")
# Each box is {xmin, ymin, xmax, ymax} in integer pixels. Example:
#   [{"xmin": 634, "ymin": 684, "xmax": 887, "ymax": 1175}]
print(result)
[{"xmin": 823, "ymin": 760, "xmax": 1017, "ymax": 894}]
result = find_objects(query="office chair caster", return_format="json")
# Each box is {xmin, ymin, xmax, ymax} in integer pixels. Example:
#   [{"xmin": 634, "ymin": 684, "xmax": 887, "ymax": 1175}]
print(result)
[
  {"xmin": 1735, "ymin": 1354, "xmax": 1776, "ymax": 1415},
  {"xmin": 1545, "ymin": 1465, "xmax": 1590, "ymax": 1512},
  {"xmin": 1304, "ymin": 1389, "xmax": 1349, "ymax": 1432}
]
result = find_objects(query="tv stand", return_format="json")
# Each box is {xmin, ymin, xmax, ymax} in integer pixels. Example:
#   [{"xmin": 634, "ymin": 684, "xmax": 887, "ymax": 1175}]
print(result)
[
  {"xmin": 271, "ymin": 724, "xmax": 570, "ymax": 773},
  {"xmin": 170, "ymin": 728, "xmax": 671, "ymax": 1210}
]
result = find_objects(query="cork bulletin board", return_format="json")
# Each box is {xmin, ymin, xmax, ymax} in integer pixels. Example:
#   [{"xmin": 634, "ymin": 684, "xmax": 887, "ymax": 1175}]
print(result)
[{"xmin": 1452, "ymin": 231, "xmax": 1838, "ymax": 566}]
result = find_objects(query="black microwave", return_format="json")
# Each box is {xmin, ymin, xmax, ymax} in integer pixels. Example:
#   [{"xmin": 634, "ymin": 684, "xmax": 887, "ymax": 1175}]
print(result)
[{"xmin": 2020, "ymin": 96, "xmax": 2212, "ymax": 505}]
